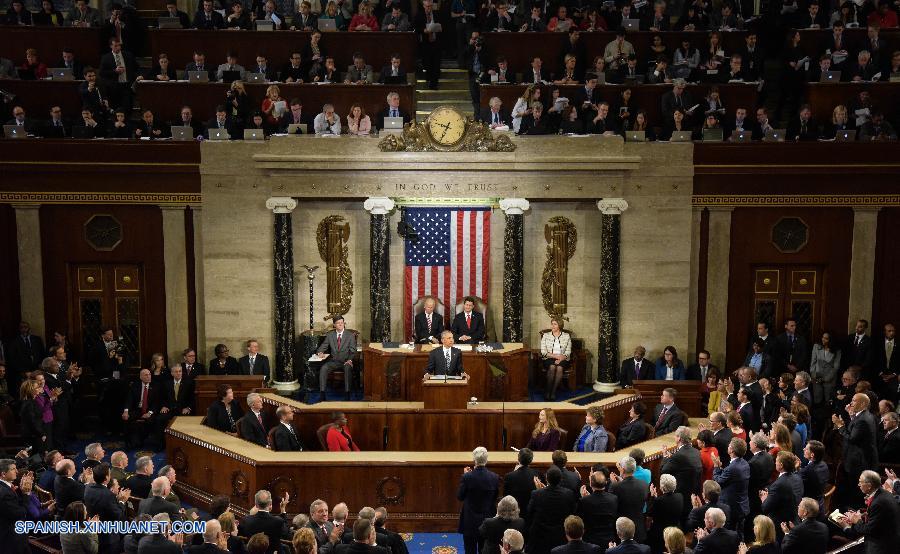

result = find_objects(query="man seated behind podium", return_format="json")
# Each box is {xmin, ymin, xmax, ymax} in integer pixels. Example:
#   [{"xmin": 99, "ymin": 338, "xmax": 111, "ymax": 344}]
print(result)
[
  {"xmin": 415, "ymin": 296, "xmax": 444, "ymax": 344},
  {"xmin": 451, "ymin": 296, "xmax": 486, "ymax": 344},
  {"xmin": 272, "ymin": 405, "xmax": 303, "ymax": 451},
  {"xmin": 315, "ymin": 316, "xmax": 356, "ymax": 400},
  {"xmin": 424, "ymin": 331, "xmax": 465, "ymax": 378}
]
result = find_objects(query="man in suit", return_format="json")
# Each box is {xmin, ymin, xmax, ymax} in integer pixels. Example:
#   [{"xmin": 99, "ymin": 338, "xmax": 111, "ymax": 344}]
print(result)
[
  {"xmin": 185, "ymin": 51, "xmax": 216, "ymax": 82},
  {"xmin": 705, "ymin": 412, "xmax": 733, "ymax": 463},
  {"xmin": 239, "ymin": 393, "xmax": 268, "ymax": 447},
  {"xmin": 99, "ymin": 38, "xmax": 138, "ymax": 111},
  {"xmin": 6, "ymin": 321, "xmax": 45, "ymax": 390},
  {"xmin": 880, "ymin": 412, "xmax": 900, "ymax": 463},
  {"xmin": 315, "ymin": 316, "xmax": 357, "ymax": 400},
  {"xmin": 576, "ymin": 468, "xmax": 618, "ymax": 548},
  {"xmin": 186, "ymin": 519, "xmax": 228, "ymax": 554},
  {"xmin": 239, "ymin": 489, "xmax": 292, "ymax": 549},
  {"xmin": 781, "ymin": 497, "xmax": 828, "ymax": 554},
  {"xmin": 800, "ymin": 440, "xmax": 829, "ymax": 516},
  {"xmin": 377, "ymin": 91, "xmax": 412, "ymax": 129},
  {"xmin": 379, "ymin": 54, "xmax": 408, "ymax": 84},
  {"xmin": 193, "ymin": 0, "xmax": 225, "ymax": 29},
  {"xmin": 345, "ymin": 54, "xmax": 374, "ymax": 84},
  {"xmin": 617, "ymin": 403, "xmax": 649, "ymax": 449},
  {"xmin": 758, "ymin": 377, "xmax": 781, "ymax": 431},
  {"xmin": 605, "ymin": 517, "xmax": 649, "ymax": 554},
  {"xmin": 837, "ymin": 469, "xmax": 900, "ymax": 554},
  {"xmin": 844, "ymin": 319, "xmax": 874, "ymax": 374},
  {"xmin": 686, "ymin": 480, "xmax": 732, "ymax": 531},
  {"xmin": 0, "ymin": 458, "xmax": 29, "ymax": 554},
  {"xmin": 124, "ymin": 456, "xmax": 155, "ymax": 499},
  {"xmin": 551, "ymin": 515, "xmax": 602, "ymax": 554},
  {"xmin": 760, "ymin": 451, "xmax": 802, "ymax": 538},
  {"xmin": 251, "ymin": 55, "xmax": 279, "ymax": 82},
  {"xmin": 661, "ymin": 426, "xmax": 703, "ymax": 518},
  {"xmin": 481, "ymin": 96, "xmax": 512, "ymax": 129},
  {"xmin": 527, "ymin": 466, "xmax": 577, "ymax": 554},
  {"xmin": 271, "ymin": 405, "xmax": 303, "ymax": 452},
  {"xmin": 308, "ymin": 499, "xmax": 342, "ymax": 550},
  {"xmin": 122, "ymin": 368, "xmax": 161, "ymax": 450},
  {"xmin": 83, "ymin": 463, "xmax": 130, "ymax": 553},
  {"xmin": 693, "ymin": 507, "xmax": 739, "ymax": 554},
  {"xmin": 292, "ymin": 1, "xmax": 318, "ymax": 30},
  {"xmin": 504, "ymin": 448, "xmax": 538, "ymax": 514},
  {"xmin": 712, "ymin": 438, "xmax": 750, "ymax": 537},
  {"xmin": 381, "ymin": 6, "xmax": 410, "ymax": 32},
  {"xmin": 451, "ymin": 297, "xmax": 486, "ymax": 344},
  {"xmin": 137, "ymin": 513, "xmax": 183, "ymax": 554},
  {"xmin": 610, "ymin": 456, "xmax": 649, "ymax": 543},
  {"xmin": 619, "ymin": 346, "xmax": 654, "ymax": 387},
  {"xmin": 481, "ymin": 56, "xmax": 516, "ymax": 85},
  {"xmin": 53, "ymin": 459, "xmax": 85, "ymax": 517},
  {"xmin": 138, "ymin": 476, "xmax": 180, "ymax": 519},
  {"xmin": 687, "ymin": 350, "xmax": 719, "ymax": 381},
  {"xmin": 875, "ymin": 323, "xmax": 897, "ymax": 401},
  {"xmin": 425, "ymin": 330, "xmax": 465, "ymax": 378},
  {"xmin": 160, "ymin": 364, "xmax": 195, "ymax": 425},
  {"xmin": 414, "ymin": 296, "xmax": 444, "ymax": 344},
  {"xmin": 415, "ymin": 0, "xmax": 442, "ymax": 90},
  {"xmin": 551, "ymin": 451, "xmax": 582, "ymax": 498},
  {"xmin": 336, "ymin": 518, "xmax": 390, "ymax": 554},
  {"xmin": 238, "ymin": 339, "xmax": 271, "ymax": 381},
  {"xmin": 746, "ymin": 433, "xmax": 774, "ymax": 525},
  {"xmin": 206, "ymin": 105, "xmax": 240, "ymax": 139},
  {"xmin": 518, "ymin": 102, "xmax": 552, "ymax": 135},
  {"xmin": 833, "ymin": 393, "xmax": 879, "ymax": 508},
  {"xmin": 652, "ymin": 388, "xmax": 683, "ymax": 435},
  {"xmin": 660, "ymin": 79, "xmax": 696, "ymax": 123},
  {"xmin": 774, "ymin": 318, "xmax": 810, "ymax": 373},
  {"xmin": 374, "ymin": 507, "xmax": 409, "ymax": 554},
  {"xmin": 458, "ymin": 446, "xmax": 500, "ymax": 554}
]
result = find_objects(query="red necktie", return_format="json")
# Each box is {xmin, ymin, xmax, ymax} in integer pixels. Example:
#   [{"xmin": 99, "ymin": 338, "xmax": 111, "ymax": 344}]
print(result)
[
  {"xmin": 656, "ymin": 406, "xmax": 669, "ymax": 428},
  {"xmin": 141, "ymin": 385, "xmax": 149, "ymax": 414},
  {"xmin": 337, "ymin": 334, "xmax": 342, "ymax": 349},
  {"xmin": 466, "ymin": 313, "xmax": 471, "ymax": 329},
  {"xmin": 257, "ymin": 412, "xmax": 263, "ymax": 426}
]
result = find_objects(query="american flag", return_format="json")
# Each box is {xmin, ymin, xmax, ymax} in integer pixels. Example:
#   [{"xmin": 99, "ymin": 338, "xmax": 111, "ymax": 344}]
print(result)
[{"xmin": 403, "ymin": 207, "xmax": 491, "ymax": 339}]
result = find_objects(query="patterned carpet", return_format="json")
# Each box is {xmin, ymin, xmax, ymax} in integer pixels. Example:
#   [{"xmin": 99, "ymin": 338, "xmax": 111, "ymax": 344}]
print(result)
[{"xmin": 401, "ymin": 532, "xmax": 463, "ymax": 554}]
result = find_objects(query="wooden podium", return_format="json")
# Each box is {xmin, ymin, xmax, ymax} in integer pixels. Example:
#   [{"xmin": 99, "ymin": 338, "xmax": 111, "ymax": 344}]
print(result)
[
  {"xmin": 195, "ymin": 375, "xmax": 267, "ymax": 415},
  {"xmin": 615, "ymin": 380, "xmax": 704, "ymax": 417},
  {"xmin": 422, "ymin": 375, "xmax": 471, "ymax": 410}
]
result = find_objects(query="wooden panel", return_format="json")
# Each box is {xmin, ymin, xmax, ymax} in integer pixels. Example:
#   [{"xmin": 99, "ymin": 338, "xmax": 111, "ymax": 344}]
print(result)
[
  {"xmin": 873, "ymin": 208, "xmax": 900, "ymax": 333},
  {"xmin": 796, "ymin": 29, "xmax": 900, "ymax": 60},
  {"xmin": 480, "ymin": 83, "xmax": 758, "ymax": 128},
  {"xmin": 423, "ymin": 377, "xmax": 471, "ymax": 409},
  {"xmin": 135, "ymin": 81, "xmax": 415, "ymax": 123},
  {"xmin": 147, "ymin": 30, "xmax": 417, "ymax": 75},
  {"xmin": 0, "ymin": 204, "xmax": 20, "ymax": 339},
  {"xmin": 39, "ymin": 205, "xmax": 168, "ymax": 366},
  {"xmin": 754, "ymin": 269, "xmax": 780, "ymax": 294},
  {"xmin": 194, "ymin": 376, "xmax": 266, "ymax": 416},
  {"xmin": 617, "ymin": 380, "xmax": 704, "ymax": 418},
  {"xmin": 0, "ymin": 25, "xmax": 102, "ymax": 65},
  {"xmin": 805, "ymin": 82, "xmax": 900, "ymax": 127},
  {"xmin": 725, "ymin": 208, "xmax": 853, "ymax": 370}
]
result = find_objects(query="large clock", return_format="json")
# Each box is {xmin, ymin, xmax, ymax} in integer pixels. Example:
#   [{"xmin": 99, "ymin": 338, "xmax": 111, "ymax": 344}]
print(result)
[
  {"xmin": 425, "ymin": 106, "xmax": 467, "ymax": 149},
  {"xmin": 772, "ymin": 217, "xmax": 808, "ymax": 253}
]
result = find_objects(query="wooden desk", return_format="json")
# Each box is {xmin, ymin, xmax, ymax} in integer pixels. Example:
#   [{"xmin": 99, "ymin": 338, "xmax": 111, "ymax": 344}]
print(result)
[
  {"xmin": 796, "ymin": 29, "xmax": 900, "ymax": 60},
  {"xmin": 147, "ymin": 30, "xmax": 417, "ymax": 74},
  {"xmin": 479, "ymin": 83, "xmax": 758, "ymax": 127},
  {"xmin": 165, "ymin": 414, "xmax": 702, "ymax": 531},
  {"xmin": 135, "ymin": 81, "xmax": 415, "ymax": 122},
  {"xmin": 423, "ymin": 376, "xmax": 470, "ymax": 409},
  {"xmin": 0, "ymin": 25, "xmax": 102, "ymax": 66},
  {"xmin": 804, "ymin": 82, "xmax": 900, "ymax": 127},
  {"xmin": 194, "ymin": 375, "xmax": 266, "ymax": 416},
  {"xmin": 616, "ymin": 380, "xmax": 704, "ymax": 417},
  {"xmin": 363, "ymin": 343, "xmax": 530, "ymax": 402},
  {"xmin": 259, "ymin": 392, "xmax": 640, "ymax": 452},
  {"xmin": 0, "ymin": 80, "xmax": 83, "ymax": 120}
]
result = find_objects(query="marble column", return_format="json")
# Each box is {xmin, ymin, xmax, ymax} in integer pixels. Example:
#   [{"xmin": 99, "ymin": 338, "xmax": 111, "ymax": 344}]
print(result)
[
  {"xmin": 595, "ymin": 198, "xmax": 628, "ymax": 392},
  {"xmin": 160, "ymin": 205, "xmax": 190, "ymax": 363},
  {"xmin": 266, "ymin": 197, "xmax": 299, "ymax": 390},
  {"xmin": 191, "ymin": 206, "xmax": 205, "ymax": 354},
  {"xmin": 14, "ymin": 204, "xmax": 45, "ymax": 337},
  {"xmin": 499, "ymin": 198, "xmax": 530, "ymax": 342},
  {"xmin": 364, "ymin": 197, "xmax": 395, "ymax": 342},
  {"xmin": 704, "ymin": 207, "xmax": 733, "ymax": 360},
  {"xmin": 848, "ymin": 207, "xmax": 880, "ymax": 327}
]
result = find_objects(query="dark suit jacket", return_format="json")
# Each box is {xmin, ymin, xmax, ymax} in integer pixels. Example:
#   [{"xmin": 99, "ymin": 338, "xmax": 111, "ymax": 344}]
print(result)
[
  {"xmin": 840, "ymin": 410, "xmax": 878, "ymax": 478},
  {"xmin": 747, "ymin": 451, "xmax": 774, "ymax": 514},
  {"xmin": 619, "ymin": 358, "xmax": 654, "ymax": 387},
  {"xmin": 478, "ymin": 515, "xmax": 525, "ymax": 554},
  {"xmin": 774, "ymin": 332, "xmax": 810, "ymax": 372},
  {"xmin": 334, "ymin": 543, "xmax": 390, "ymax": 554},
  {"xmin": 661, "ymin": 444, "xmax": 703, "ymax": 514},
  {"xmin": 518, "ymin": 114, "xmax": 552, "ymax": 135},
  {"xmin": 550, "ymin": 540, "xmax": 603, "ymax": 554},
  {"xmin": 881, "ymin": 429, "xmax": 900, "ymax": 464},
  {"xmin": 205, "ymin": 400, "xmax": 243, "ymax": 433},
  {"xmin": 239, "ymin": 510, "xmax": 290, "ymax": 553},
  {"xmin": 616, "ymin": 418, "xmax": 648, "ymax": 449},
  {"xmin": 186, "ymin": 543, "xmax": 229, "ymax": 554},
  {"xmin": 124, "ymin": 380, "xmax": 161, "ymax": 416},
  {"xmin": 425, "ymin": 346, "xmax": 463, "ymax": 376},
  {"xmin": 451, "ymin": 311, "xmax": 486, "ymax": 343},
  {"xmin": 99, "ymin": 50, "xmax": 138, "ymax": 84},
  {"xmin": 759, "ymin": 392, "xmax": 780, "ymax": 430},
  {"xmin": 208, "ymin": 356, "xmax": 240, "ymax": 375},
  {"xmin": 6, "ymin": 333, "xmax": 45, "ymax": 373},
  {"xmin": 781, "ymin": 517, "xmax": 828, "ymax": 554},
  {"xmin": 54, "ymin": 474, "xmax": 85, "ymax": 516},
  {"xmin": 845, "ymin": 487, "xmax": 900, "ymax": 554},
  {"xmin": 713, "ymin": 456, "xmax": 750, "ymax": 517},
  {"xmin": 272, "ymin": 423, "xmax": 303, "ymax": 452},
  {"xmin": 693, "ymin": 527, "xmax": 739, "ymax": 554},
  {"xmin": 686, "ymin": 363, "xmax": 720, "ymax": 381},
  {"xmin": 652, "ymin": 403, "xmax": 683, "ymax": 434},
  {"xmin": 205, "ymin": 115, "xmax": 240, "ymax": 138},
  {"xmin": 138, "ymin": 495, "xmax": 181, "ymax": 519},
  {"xmin": 239, "ymin": 412, "xmax": 268, "ymax": 447},
  {"xmin": 124, "ymin": 473, "xmax": 153, "ymax": 499},
  {"xmin": 238, "ymin": 353, "xmax": 271, "ymax": 380},
  {"xmin": 161, "ymin": 378, "xmax": 195, "ymax": 414},
  {"xmin": 379, "ymin": 64, "xmax": 408, "ymax": 84},
  {"xmin": 457, "ymin": 466, "xmax": 500, "ymax": 535},
  {"xmin": 193, "ymin": 9, "xmax": 225, "ymax": 29},
  {"xmin": 414, "ymin": 311, "xmax": 445, "ymax": 343},
  {"xmin": 844, "ymin": 334, "xmax": 873, "ymax": 370},
  {"xmin": 686, "ymin": 501, "xmax": 731, "ymax": 532},
  {"xmin": 610, "ymin": 476, "xmax": 649, "ymax": 542},
  {"xmin": 0, "ymin": 481, "xmax": 28, "ymax": 554},
  {"xmin": 761, "ymin": 472, "xmax": 800, "ymax": 530},
  {"xmin": 526, "ymin": 484, "xmax": 577, "ymax": 554},
  {"xmin": 480, "ymin": 108, "xmax": 512, "ymax": 127},
  {"xmin": 711, "ymin": 428, "xmax": 733, "ymax": 463},
  {"xmin": 376, "ymin": 106, "xmax": 412, "ymax": 128},
  {"xmin": 137, "ymin": 534, "xmax": 183, "ymax": 554},
  {"xmin": 744, "ymin": 351, "xmax": 774, "ymax": 379},
  {"xmin": 503, "ymin": 465, "xmax": 538, "ymax": 514},
  {"xmin": 576, "ymin": 490, "xmax": 617, "ymax": 547},
  {"xmin": 375, "ymin": 524, "xmax": 408, "ymax": 554},
  {"xmin": 84, "ymin": 482, "xmax": 126, "ymax": 521},
  {"xmin": 605, "ymin": 539, "xmax": 650, "ymax": 554}
]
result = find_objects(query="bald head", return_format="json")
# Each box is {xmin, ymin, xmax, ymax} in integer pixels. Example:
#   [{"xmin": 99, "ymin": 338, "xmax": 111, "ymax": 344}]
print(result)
[
  {"xmin": 56, "ymin": 458, "xmax": 76, "ymax": 477},
  {"xmin": 151, "ymin": 476, "xmax": 170, "ymax": 497}
]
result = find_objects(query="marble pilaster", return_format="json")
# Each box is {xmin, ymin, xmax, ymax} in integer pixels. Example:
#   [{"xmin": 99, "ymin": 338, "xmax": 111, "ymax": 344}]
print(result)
[
  {"xmin": 14, "ymin": 204, "xmax": 45, "ymax": 337},
  {"xmin": 364, "ymin": 197, "xmax": 395, "ymax": 342},
  {"xmin": 596, "ymin": 198, "xmax": 628, "ymax": 392},
  {"xmin": 848, "ymin": 207, "xmax": 880, "ymax": 327},
  {"xmin": 499, "ymin": 198, "xmax": 530, "ymax": 342},
  {"xmin": 704, "ymin": 207, "xmax": 733, "ymax": 360},
  {"xmin": 160, "ymin": 205, "xmax": 189, "ymax": 363},
  {"xmin": 266, "ymin": 197, "xmax": 299, "ymax": 389}
]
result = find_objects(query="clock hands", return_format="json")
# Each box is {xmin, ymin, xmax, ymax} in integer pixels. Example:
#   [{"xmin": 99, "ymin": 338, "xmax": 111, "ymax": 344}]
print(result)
[{"xmin": 433, "ymin": 120, "xmax": 452, "ymax": 141}]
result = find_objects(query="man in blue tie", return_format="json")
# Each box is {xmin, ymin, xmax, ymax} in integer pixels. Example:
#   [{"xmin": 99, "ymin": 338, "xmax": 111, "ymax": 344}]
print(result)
[
  {"xmin": 480, "ymin": 96, "xmax": 511, "ymax": 129},
  {"xmin": 424, "ymin": 331, "xmax": 464, "ymax": 378},
  {"xmin": 378, "ymin": 91, "xmax": 410, "ymax": 129}
]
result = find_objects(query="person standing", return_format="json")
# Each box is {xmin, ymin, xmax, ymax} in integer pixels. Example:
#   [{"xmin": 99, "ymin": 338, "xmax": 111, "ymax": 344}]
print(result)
[
  {"xmin": 238, "ymin": 339, "xmax": 271, "ymax": 382},
  {"xmin": 458, "ymin": 447, "xmax": 500, "ymax": 554}
]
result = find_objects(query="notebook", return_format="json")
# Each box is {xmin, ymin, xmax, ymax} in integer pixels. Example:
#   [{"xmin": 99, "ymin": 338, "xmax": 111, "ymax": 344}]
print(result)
[
  {"xmin": 244, "ymin": 129, "xmax": 265, "ymax": 140},
  {"xmin": 208, "ymin": 128, "xmax": 230, "ymax": 140},
  {"xmin": 170, "ymin": 126, "xmax": 193, "ymax": 140},
  {"xmin": 621, "ymin": 18, "xmax": 640, "ymax": 31},
  {"xmin": 318, "ymin": 18, "xmax": 337, "ymax": 32},
  {"xmin": 820, "ymin": 70, "xmax": 841, "ymax": 83},
  {"xmin": 383, "ymin": 117, "xmax": 404, "ymax": 129},
  {"xmin": 702, "ymin": 128, "xmax": 723, "ymax": 141},
  {"xmin": 254, "ymin": 20, "xmax": 275, "ymax": 31},
  {"xmin": 286, "ymin": 124, "xmax": 307, "ymax": 134},
  {"xmin": 48, "ymin": 68, "xmax": 73, "ymax": 80},
  {"xmin": 731, "ymin": 130, "xmax": 751, "ymax": 142},
  {"xmin": 626, "ymin": 131, "xmax": 646, "ymax": 141},
  {"xmin": 835, "ymin": 129, "xmax": 856, "ymax": 141},
  {"xmin": 245, "ymin": 72, "xmax": 266, "ymax": 83},
  {"xmin": 670, "ymin": 130, "xmax": 692, "ymax": 142},
  {"xmin": 187, "ymin": 70, "xmax": 209, "ymax": 82},
  {"xmin": 764, "ymin": 129, "xmax": 786, "ymax": 142},
  {"xmin": 157, "ymin": 16, "xmax": 182, "ymax": 29},
  {"xmin": 3, "ymin": 125, "xmax": 27, "ymax": 139}
]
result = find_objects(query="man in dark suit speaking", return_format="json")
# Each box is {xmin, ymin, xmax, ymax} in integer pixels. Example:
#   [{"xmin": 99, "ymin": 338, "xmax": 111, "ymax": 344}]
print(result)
[
  {"xmin": 451, "ymin": 296, "xmax": 486, "ymax": 344},
  {"xmin": 425, "ymin": 331, "xmax": 465, "ymax": 378},
  {"xmin": 414, "ymin": 296, "xmax": 444, "ymax": 344},
  {"xmin": 238, "ymin": 339, "xmax": 271, "ymax": 382}
]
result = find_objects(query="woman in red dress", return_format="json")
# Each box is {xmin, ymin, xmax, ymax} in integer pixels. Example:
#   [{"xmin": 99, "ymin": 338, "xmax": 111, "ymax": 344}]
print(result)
[{"xmin": 326, "ymin": 412, "xmax": 361, "ymax": 451}]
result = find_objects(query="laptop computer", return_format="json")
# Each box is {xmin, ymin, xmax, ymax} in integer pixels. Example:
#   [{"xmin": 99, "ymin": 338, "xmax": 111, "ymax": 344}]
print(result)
[
  {"xmin": 286, "ymin": 124, "xmax": 307, "ymax": 134},
  {"xmin": 318, "ymin": 18, "xmax": 337, "ymax": 32},
  {"xmin": 48, "ymin": 68, "xmax": 73, "ymax": 80},
  {"xmin": 170, "ymin": 126, "xmax": 193, "ymax": 140},
  {"xmin": 820, "ymin": 70, "xmax": 841, "ymax": 83},
  {"xmin": 890, "ymin": 72, "xmax": 900, "ymax": 82},
  {"xmin": 3, "ymin": 125, "xmax": 27, "ymax": 138},
  {"xmin": 244, "ymin": 129, "xmax": 265, "ymax": 140},
  {"xmin": 383, "ymin": 117, "xmax": 404, "ymax": 130},
  {"xmin": 220, "ymin": 70, "xmax": 241, "ymax": 83},
  {"xmin": 157, "ymin": 16, "xmax": 182, "ymax": 29},
  {"xmin": 382, "ymin": 75, "xmax": 406, "ymax": 85},
  {"xmin": 626, "ymin": 131, "xmax": 646, "ymax": 142},
  {"xmin": 670, "ymin": 130, "xmax": 692, "ymax": 142},
  {"xmin": 621, "ymin": 18, "xmax": 640, "ymax": 31},
  {"xmin": 245, "ymin": 73, "xmax": 266, "ymax": 83},
  {"xmin": 254, "ymin": 20, "xmax": 275, "ymax": 31},
  {"xmin": 208, "ymin": 128, "xmax": 230, "ymax": 140},
  {"xmin": 595, "ymin": 72, "xmax": 606, "ymax": 85},
  {"xmin": 764, "ymin": 128, "xmax": 786, "ymax": 142},
  {"xmin": 71, "ymin": 125, "xmax": 94, "ymax": 139},
  {"xmin": 731, "ymin": 130, "xmax": 751, "ymax": 142},
  {"xmin": 624, "ymin": 74, "xmax": 645, "ymax": 84},
  {"xmin": 835, "ymin": 129, "xmax": 856, "ymax": 141},
  {"xmin": 187, "ymin": 70, "xmax": 209, "ymax": 83},
  {"xmin": 702, "ymin": 128, "xmax": 723, "ymax": 141}
]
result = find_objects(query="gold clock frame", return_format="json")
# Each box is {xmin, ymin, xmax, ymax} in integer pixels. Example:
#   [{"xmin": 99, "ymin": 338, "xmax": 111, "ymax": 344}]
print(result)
[
  {"xmin": 378, "ymin": 106, "xmax": 516, "ymax": 152},
  {"xmin": 424, "ymin": 106, "xmax": 469, "ymax": 151}
]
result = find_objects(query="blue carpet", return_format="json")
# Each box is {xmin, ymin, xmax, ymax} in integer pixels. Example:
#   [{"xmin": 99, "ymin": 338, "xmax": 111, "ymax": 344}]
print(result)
[{"xmin": 400, "ymin": 532, "xmax": 464, "ymax": 554}]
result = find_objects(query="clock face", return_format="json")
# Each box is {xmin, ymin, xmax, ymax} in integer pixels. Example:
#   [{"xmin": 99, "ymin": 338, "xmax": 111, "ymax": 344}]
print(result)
[{"xmin": 427, "ymin": 107, "xmax": 467, "ymax": 147}]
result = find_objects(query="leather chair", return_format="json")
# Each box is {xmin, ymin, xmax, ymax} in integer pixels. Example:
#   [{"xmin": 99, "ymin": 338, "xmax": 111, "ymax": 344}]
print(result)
[
  {"xmin": 317, "ymin": 423, "xmax": 333, "ymax": 450},
  {"xmin": 606, "ymin": 432, "xmax": 617, "ymax": 452},
  {"xmin": 412, "ymin": 296, "xmax": 447, "ymax": 319},
  {"xmin": 453, "ymin": 296, "xmax": 492, "ymax": 341},
  {"xmin": 537, "ymin": 328, "xmax": 578, "ymax": 391},
  {"xmin": 644, "ymin": 423, "xmax": 656, "ymax": 441},
  {"xmin": 316, "ymin": 326, "xmax": 362, "ymax": 391}
]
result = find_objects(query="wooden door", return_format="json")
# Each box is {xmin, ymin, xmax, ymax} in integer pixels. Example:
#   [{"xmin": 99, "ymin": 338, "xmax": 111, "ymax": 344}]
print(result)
[
  {"xmin": 69, "ymin": 263, "xmax": 146, "ymax": 369},
  {"xmin": 751, "ymin": 266, "xmax": 824, "ymax": 346}
]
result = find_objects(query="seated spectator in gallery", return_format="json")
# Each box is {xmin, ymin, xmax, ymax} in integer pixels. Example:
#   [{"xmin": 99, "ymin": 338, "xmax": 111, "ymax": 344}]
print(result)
[
  {"xmin": 345, "ymin": 53, "xmax": 373, "ymax": 84},
  {"xmin": 319, "ymin": 1, "xmax": 348, "ymax": 31},
  {"xmin": 518, "ymin": 101, "xmax": 551, "ymax": 135},
  {"xmin": 655, "ymin": 346, "xmax": 686, "ymax": 380},
  {"xmin": 520, "ymin": 6, "xmax": 547, "ymax": 32},
  {"xmin": 73, "ymin": 107, "xmax": 104, "ymax": 138},
  {"xmin": 194, "ymin": 0, "xmax": 225, "ymax": 29},
  {"xmin": 176, "ymin": 106, "xmax": 206, "ymax": 139},
  {"xmin": 787, "ymin": 104, "xmax": 820, "ymax": 141},
  {"xmin": 481, "ymin": 97, "xmax": 511, "ymax": 129},
  {"xmin": 346, "ymin": 104, "xmax": 371, "ymax": 136},
  {"xmin": 589, "ymin": 102, "xmax": 618, "ymax": 135},
  {"xmin": 245, "ymin": 111, "xmax": 273, "ymax": 136},
  {"xmin": 526, "ymin": 408, "xmax": 562, "ymax": 451},
  {"xmin": 42, "ymin": 106, "xmax": 69, "ymax": 138},
  {"xmin": 314, "ymin": 103, "xmax": 342, "ymax": 135},
  {"xmin": 134, "ymin": 109, "xmax": 168, "ymax": 139},
  {"xmin": 69, "ymin": 0, "xmax": 102, "ymax": 28},
  {"xmin": 217, "ymin": 52, "xmax": 246, "ymax": 82},
  {"xmin": 558, "ymin": 105, "xmax": 584, "ymax": 134},
  {"xmin": 326, "ymin": 412, "xmax": 361, "ymax": 451},
  {"xmin": 721, "ymin": 54, "xmax": 746, "ymax": 82},
  {"xmin": 807, "ymin": 55, "xmax": 837, "ymax": 83},
  {"xmin": 5, "ymin": 0, "xmax": 33, "ymax": 25},
  {"xmin": 312, "ymin": 56, "xmax": 340, "ymax": 83},
  {"xmin": 646, "ymin": 57, "xmax": 672, "ymax": 84},
  {"xmin": 868, "ymin": 1, "xmax": 898, "ymax": 28},
  {"xmin": 209, "ymin": 343, "xmax": 240, "ymax": 375},
  {"xmin": 376, "ymin": 91, "xmax": 412, "ymax": 127},
  {"xmin": 292, "ymin": 1, "xmax": 318, "ymax": 31},
  {"xmin": 574, "ymin": 406, "xmax": 609, "ymax": 453},
  {"xmin": 481, "ymin": 56, "xmax": 515, "ymax": 85},
  {"xmin": 205, "ymin": 384, "xmax": 244, "ymax": 434},
  {"xmin": 859, "ymin": 110, "xmax": 897, "ymax": 141},
  {"xmin": 18, "ymin": 49, "xmax": 48, "ymax": 80},
  {"xmin": 139, "ymin": 53, "xmax": 177, "ymax": 82},
  {"xmin": 206, "ymin": 105, "xmax": 240, "ymax": 138},
  {"xmin": 349, "ymin": 2, "xmax": 379, "ymax": 31},
  {"xmin": 282, "ymin": 52, "xmax": 306, "ymax": 83},
  {"xmin": 579, "ymin": 8, "xmax": 607, "ymax": 31},
  {"xmin": 850, "ymin": 50, "xmax": 880, "ymax": 81},
  {"xmin": 33, "ymin": 0, "xmax": 64, "ymax": 26},
  {"xmin": 224, "ymin": 1, "xmax": 251, "ymax": 29},
  {"xmin": 380, "ymin": 54, "xmax": 408, "ymax": 84},
  {"xmin": 162, "ymin": 0, "xmax": 192, "ymax": 29},
  {"xmin": 256, "ymin": 0, "xmax": 286, "ymax": 29},
  {"xmin": 676, "ymin": 6, "xmax": 706, "ymax": 31},
  {"xmin": 252, "ymin": 55, "xmax": 279, "ymax": 82},
  {"xmin": 382, "ymin": 5, "xmax": 410, "ymax": 31},
  {"xmin": 281, "ymin": 98, "xmax": 314, "ymax": 132}
]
